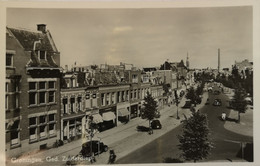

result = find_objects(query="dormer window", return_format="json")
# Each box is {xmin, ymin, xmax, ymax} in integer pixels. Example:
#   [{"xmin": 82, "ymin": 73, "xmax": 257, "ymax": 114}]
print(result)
[{"xmin": 38, "ymin": 51, "xmax": 47, "ymax": 60}]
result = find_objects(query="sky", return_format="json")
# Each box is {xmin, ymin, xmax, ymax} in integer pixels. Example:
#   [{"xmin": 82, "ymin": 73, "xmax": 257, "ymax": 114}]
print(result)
[{"xmin": 7, "ymin": 6, "xmax": 252, "ymax": 69}]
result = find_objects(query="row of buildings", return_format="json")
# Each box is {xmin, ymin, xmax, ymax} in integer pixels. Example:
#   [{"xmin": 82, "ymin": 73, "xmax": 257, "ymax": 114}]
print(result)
[{"xmin": 5, "ymin": 24, "xmax": 191, "ymax": 158}]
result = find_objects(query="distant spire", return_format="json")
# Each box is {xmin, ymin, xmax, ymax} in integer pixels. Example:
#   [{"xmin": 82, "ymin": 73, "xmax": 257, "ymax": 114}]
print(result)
[{"xmin": 186, "ymin": 52, "xmax": 190, "ymax": 69}]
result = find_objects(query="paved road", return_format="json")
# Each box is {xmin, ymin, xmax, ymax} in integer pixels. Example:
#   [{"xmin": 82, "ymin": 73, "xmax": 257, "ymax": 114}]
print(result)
[{"xmin": 117, "ymin": 84, "xmax": 253, "ymax": 164}]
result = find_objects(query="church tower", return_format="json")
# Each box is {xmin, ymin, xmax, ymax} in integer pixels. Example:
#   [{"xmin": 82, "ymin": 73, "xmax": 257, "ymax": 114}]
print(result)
[{"xmin": 186, "ymin": 52, "xmax": 190, "ymax": 69}]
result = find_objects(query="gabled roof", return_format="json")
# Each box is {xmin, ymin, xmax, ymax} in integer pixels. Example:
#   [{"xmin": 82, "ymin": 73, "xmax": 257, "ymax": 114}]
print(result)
[{"xmin": 7, "ymin": 27, "xmax": 55, "ymax": 52}]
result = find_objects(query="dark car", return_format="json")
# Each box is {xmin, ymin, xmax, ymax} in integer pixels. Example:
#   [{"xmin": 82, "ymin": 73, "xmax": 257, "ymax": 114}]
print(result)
[
  {"xmin": 183, "ymin": 100, "xmax": 192, "ymax": 108},
  {"xmin": 213, "ymin": 99, "xmax": 222, "ymax": 106},
  {"xmin": 205, "ymin": 98, "xmax": 210, "ymax": 105},
  {"xmin": 213, "ymin": 90, "xmax": 220, "ymax": 95},
  {"xmin": 80, "ymin": 140, "xmax": 108, "ymax": 157},
  {"xmin": 136, "ymin": 125, "xmax": 150, "ymax": 132},
  {"xmin": 151, "ymin": 120, "xmax": 162, "ymax": 129}
]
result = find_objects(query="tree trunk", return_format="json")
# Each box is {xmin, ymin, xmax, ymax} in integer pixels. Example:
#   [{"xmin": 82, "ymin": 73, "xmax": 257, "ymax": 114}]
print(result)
[{"xmin": 237, "ymin": 111, "xmax": 240, "ymax": 123}]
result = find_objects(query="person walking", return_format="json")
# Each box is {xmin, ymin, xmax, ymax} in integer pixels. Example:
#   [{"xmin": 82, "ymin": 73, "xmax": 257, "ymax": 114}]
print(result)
[{"xmin": 108, "ymin": 150, "xmax": 116, "ymax": 164}]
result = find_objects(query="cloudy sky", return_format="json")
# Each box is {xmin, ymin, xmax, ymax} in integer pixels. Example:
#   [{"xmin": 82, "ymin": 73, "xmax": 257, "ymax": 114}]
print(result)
[{"xmin": 7, "ymin": 6, "xmax": 252, "ymax": 69}]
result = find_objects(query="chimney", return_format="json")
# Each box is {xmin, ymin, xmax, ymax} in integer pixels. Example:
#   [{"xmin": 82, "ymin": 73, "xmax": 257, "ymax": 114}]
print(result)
[{"xmin": 37, "ymin": 24, "xmax": 47, "ymax": 33}]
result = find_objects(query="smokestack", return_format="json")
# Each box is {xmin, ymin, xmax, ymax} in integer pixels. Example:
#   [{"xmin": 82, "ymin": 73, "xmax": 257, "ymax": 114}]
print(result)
[
  {"xmin": 218, "ymin": 48, "xmax": 220, "ymax": 72},
  {"xmin": 37, "ymin": 24, "xmax": 47, "ymax": 33}
]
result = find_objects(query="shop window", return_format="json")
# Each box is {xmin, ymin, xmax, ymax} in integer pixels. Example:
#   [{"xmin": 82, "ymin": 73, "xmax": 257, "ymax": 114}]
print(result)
[
  {"xmin": 29, "ymin": 92, "xmax": 37, "ymax": 105},
  {"xmin": 39, "ymin": 92, "xmax": 46, "ymax": 104},
  {"xmin": 49, "ymin": 91, "xmax": 55, "ymax": 103}
]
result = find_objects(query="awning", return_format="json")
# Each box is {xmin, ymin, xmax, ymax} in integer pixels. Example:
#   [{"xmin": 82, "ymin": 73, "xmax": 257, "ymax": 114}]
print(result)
[
  {"xmin": 92, "ymin": 114, "xmax": 103, "ymax": 124},
  {"xmin": 118, "ymin": 108, "xmax": 129, "ymax": 117},
  {"xmin": 102, "ymin": 112, "xmax": 116, "ymax": 121}
]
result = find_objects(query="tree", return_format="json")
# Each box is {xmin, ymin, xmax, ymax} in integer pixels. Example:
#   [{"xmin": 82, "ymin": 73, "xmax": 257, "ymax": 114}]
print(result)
[
  {"xmin": 178, "ymin": 111, "xmax": 213, "ymax": 162},
  {"xmin": 185, "ymin": 87, "xmax": 200, "ymax": 106},
  {"xmin": 232, "ymin": 88, "xmax": 247, "ymax": 123},
  {"xmin": 142, "ymin": 92, "xmax": 158, "ymax": 128}
]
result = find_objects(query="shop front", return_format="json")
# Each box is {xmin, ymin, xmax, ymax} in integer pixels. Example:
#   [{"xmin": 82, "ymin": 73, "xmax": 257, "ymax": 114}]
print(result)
[
  {"xmin": 130, "ymin": 103, "xmax": 139, "ymax": 119},
  {"xmin": 117, "ymin": 102, "xmax": 130, "ymax": 124},
  {"xmin": 99, "ymin": 106, "xmax": 117, "ymax": 132},
  {"xmin": 61, "ymin": 114, "xmax": 85, "ymax": 142}
]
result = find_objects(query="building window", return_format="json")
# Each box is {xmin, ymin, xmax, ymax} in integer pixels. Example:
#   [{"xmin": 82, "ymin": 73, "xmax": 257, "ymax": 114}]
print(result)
[
  {"xmin": 49, "ymin": 114, "xmax": 55, "ymax": 122},
  {"xmin": 15, "ymin": 95, "xmax": 19, "ymax": 109},
  {"xmin": 29, "ymin": 82, "xmax": 37, "ymax": 90},
  {"xmin": 10, "ymin": 120, "xmax": 20, "ymax": 146},
  {"xmin": 29, "ymin": 92, "xmax": 37, "ymax": 105},
  {"xmin": 49, "ymin": 91, "xmax": 55, "ymax": 103},
  {"xmin": 6, "ymin": 83, "xmax": 8, "ymax": 92},
  {"xmin": 48, "ymin": 81, "xmax": 55, "ymax": 89},
  {"xmin": 92, "ymin": 93, "xmax": 96, "ymax": 99},
  {"xmin": 39, "ymin": 82, "xmax": 46, "ymax": 90},
  {"xmin": 29, "ymin": 127, "xmax": 37, "ymax": 141},
  {"xmin": 78, "ymin": 97, "xmax": 82, "ymax": 111},
  {"xmin": 63, "ymin": 99, "xmax": 68, "ymax": 114},
  {"xmin": 122, "ymin": 91, "xmax": 125, "ymax": 102},
  {"xmin": 40, "ymin": 125, "xmax": 47, "ymax": 138},
  {"xmin": 86, "ymin": 93, "xmax": 90, "ymax": 100},
  {"xmin": 70, "ymin": 98, "xmax": 75, "ymax": 113},
  {"xmin": 111, "ymin": 92, "xmax": 115, "ymax": 104},
  {"xmin": 101, "ymin": 93, "xmax": 105, "ymax": 106},
  {"xmin": 29, "ymin": 117, "xmax": 37, "ymax": 126},
  {"xmin": 39, "ymin": 51, "xmax": 46, "ymax": 60},
  {"xmin": 126, "ymin": 90, "xmax": 129, "ymax": 101},
  {"xmin": 39, "ymin": 115, "xmax": 46, "ymax": 124},
  {"xmin": 39, "ymin": 92, "xmax": 46, "ymax": 104},
  {"xmin": 49, "ymin": 124, "xmax": 55, "ymax": 136},
  {"xmin": 132, "ymin": 74, "xmax": 138, "ymax": 83},
  {"xmin": 106, "ymin": 93, "xmax": 110, "ymax": 105},
  {"xmin": 6, "ymin": 54, "xmax": 13, "ymax": 67},
  {"xmin": 117, "ymin": 91, "xmax": 120, "ymax": 103}
]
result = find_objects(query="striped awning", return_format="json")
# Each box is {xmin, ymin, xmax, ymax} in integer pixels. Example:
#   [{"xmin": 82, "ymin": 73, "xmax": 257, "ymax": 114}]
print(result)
[
  {"xmin": 92, "ymin": 114, "xmax": 103, "ymax": 124},
  {"xmin": 102, "ymin": 112, "xmax": 116, "ymax": 121},
  {"xmin": 118, "ymin": 108, "xmax": 129, "ymax": 117}
]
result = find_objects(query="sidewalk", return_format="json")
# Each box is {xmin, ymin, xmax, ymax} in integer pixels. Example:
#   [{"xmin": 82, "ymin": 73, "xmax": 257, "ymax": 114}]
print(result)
[
  {"xmin": 222, "ymin": 87, "xmax": 253, "ymax": 137},
  {"xmin": 6, "ymin": 92, "xmax": 208, "ymax": 166}
]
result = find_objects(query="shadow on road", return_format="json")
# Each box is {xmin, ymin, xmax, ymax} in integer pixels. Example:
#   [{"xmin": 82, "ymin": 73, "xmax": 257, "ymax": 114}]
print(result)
[{"xmin": 236, "ymin": 142, "xmax": 254, "ymax": 162}]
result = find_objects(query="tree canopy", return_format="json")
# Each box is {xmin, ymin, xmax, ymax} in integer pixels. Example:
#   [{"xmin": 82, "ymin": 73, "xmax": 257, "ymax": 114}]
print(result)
[
  {"xmin": 178, "ymin": 111, "xmax": 213, "ymax": 162},
  {"xmin": 142, "ymin": 92, "xmax": 158, "ymax": 127}
]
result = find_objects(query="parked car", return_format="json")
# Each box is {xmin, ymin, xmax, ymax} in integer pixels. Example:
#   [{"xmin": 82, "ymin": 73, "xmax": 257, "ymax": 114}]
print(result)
[
  {"xmin": 213, "ymin": 99, "xmax": 222, "ymax": 106},
  {"xmin": 213, "ymin": 90, "xmax": 220, "ymax": 95},
  {"xmin": 80, "ymin": 140, "xmax": 108, "ymax": 157},
  {"xmin": 183, "ymin": 100, "xmax": 192, "ymax": 108},
  {"xmin": 136, "ymin": 125, "xmax": 150, "ymax": 132},
  {"xmin": 205, "ymin": 98, "xmax": 210, "ymax": 105},
  {"xmin": 151, "ymin": 120, "xmax": 162, "ymax": 129}
]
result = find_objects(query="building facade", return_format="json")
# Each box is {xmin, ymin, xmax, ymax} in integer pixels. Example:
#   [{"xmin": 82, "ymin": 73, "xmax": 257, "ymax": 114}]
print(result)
[{"xmin": 6, "ymin": 24, "xmax": 61, "ymax": 157}]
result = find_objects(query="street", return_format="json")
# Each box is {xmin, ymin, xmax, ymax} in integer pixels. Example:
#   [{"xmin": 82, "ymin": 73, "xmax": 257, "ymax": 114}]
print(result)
[{"xmin": 117, "ymin": 84, "xmax": 253, "ymax": 163}]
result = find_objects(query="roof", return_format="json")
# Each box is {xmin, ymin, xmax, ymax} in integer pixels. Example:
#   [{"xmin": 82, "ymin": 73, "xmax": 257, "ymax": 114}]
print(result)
[
  {"xmin": 7, "ymin": 27, "xmax": 55, "ymax": 51},
  {"xmin": 7, "ymin": 27, "xmax": 59, "ymax": 68}
]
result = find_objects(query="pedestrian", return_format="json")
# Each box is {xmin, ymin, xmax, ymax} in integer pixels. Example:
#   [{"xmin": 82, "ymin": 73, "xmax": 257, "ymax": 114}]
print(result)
[
  {"xmin": 221, "ymin": 112, "xmax": 226, "ymax": 121},
  {"xmin": 108, "ymin": 150, "xmax": 116, "ymax": 164}
]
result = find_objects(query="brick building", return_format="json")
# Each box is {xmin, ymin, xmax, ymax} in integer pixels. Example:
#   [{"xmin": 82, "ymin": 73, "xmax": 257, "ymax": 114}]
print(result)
[{"xmin": 6, "ymin": 24, "xmax": 61, "ymax": 157}]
